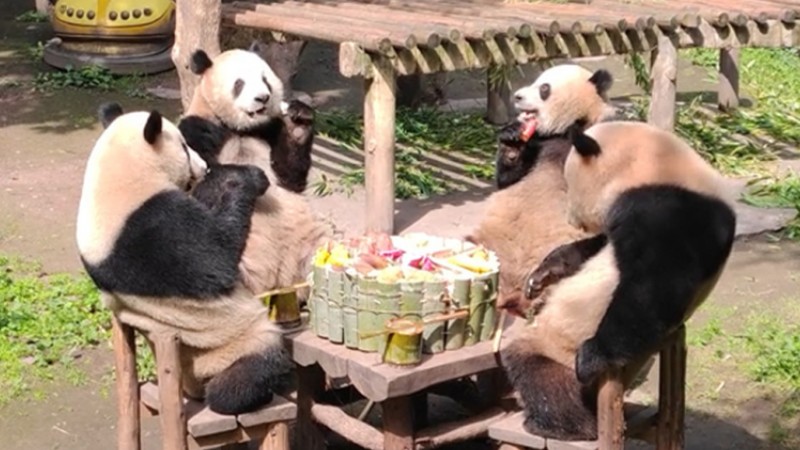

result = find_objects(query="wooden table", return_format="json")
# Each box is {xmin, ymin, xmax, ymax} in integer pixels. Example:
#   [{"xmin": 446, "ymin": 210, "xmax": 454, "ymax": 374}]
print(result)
[{"xmin": 286, "ymin": 327, "xmax": 511, "ymax": 450}]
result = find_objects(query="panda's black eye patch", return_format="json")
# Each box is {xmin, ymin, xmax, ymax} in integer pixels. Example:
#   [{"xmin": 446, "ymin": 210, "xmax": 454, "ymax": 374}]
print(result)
[
  {"xmin": 232, "ymin": 79, "xmax": 245, "ymax": 98},
  {"xmin": 539, "ymin": 83, "xmax": 551, "ymax": 101}
]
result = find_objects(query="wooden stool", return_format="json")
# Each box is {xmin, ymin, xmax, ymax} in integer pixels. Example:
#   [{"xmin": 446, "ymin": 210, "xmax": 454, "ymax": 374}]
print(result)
[
  {"xmin": 111, "ymin": 315, "xmax": 296, "ymax": 450},
  {"xmin": 489, "ymin": 326, "xmax": 687, "ymax": 450}
]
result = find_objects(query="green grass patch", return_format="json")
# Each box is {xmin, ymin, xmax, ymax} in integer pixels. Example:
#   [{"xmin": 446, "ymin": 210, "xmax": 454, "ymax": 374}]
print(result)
[
  {"xmin": 33, "ymin": 65, "xmax": 151, "ymax": 98},
  {"xmin": 15, "ymin": 10, "xmax": 48, "ymax": 23},
  {"xmin": 315, "ymin": 107, "xmax": 497, "ymax": 199},
  {"xmin": 0, "ymin": 255, "xmax": 108, "ymax": 404},
  {"xmin": 738, "ymin": 315, "xmax": 800, "ymax": 389}
]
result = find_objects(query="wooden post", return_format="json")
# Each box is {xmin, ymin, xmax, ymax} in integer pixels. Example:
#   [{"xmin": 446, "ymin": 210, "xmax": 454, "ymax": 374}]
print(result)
[
  {"xmin": 112, "ymin": 316, "xmax": 141, "ymax": 450},
  {"xmin": 363, "ymin": 55, "xmax": 397, "ymax": 234},
  {"xmin": 154, "ymin": 331, "xmax": 187, "ymax": 450},
  {"xmin": 647, "ymin": 33, "xmax": 678, "ymax": 131},
  {"xmin": 382, "ymin": 395, "xmax": 414, "ymax": 450},
  {"xmin": 171, "ymin": 0, "xmax": 221, "ymax": 111},
  {"xmin": 296, "ymin": 365, "xmax": 327, "ymax": 450},
  {"xmin": 718, "ymin": 47, "xmax": 740, "ymax": 112},
  {"xmin": 598, "ymin": 368, "xmax": 625, "ymax": 450},
  {"xmin": 260, "ymin": 421, "xmax": 291, "ymax": 450},
  {"xmin": 657, "ymin": 326, "xmax": 687, "ymax": 450},
  {"xmin": 486, "ymin": 67, "xmax": 512, "ymax": 125}
]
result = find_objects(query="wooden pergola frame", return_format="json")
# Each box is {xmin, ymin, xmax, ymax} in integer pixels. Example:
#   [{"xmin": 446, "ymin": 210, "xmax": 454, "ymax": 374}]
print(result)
[{"xmin": 172, "ymin": 1, "xmax": 800, "ymax": 234}]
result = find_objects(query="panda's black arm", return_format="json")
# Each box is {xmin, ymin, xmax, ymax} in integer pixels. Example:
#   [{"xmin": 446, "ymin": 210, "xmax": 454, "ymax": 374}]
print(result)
[
  {"xmin": 495, "ymin": 121, "xmax": 539, "ymax": 190},
  {"xmin": 179, "ymin": 116, "xmax": 233, "ymax": 165},
  {"xmin": 524, "ymin": 234, "xmax": 608, "ymax": 300},
  {"xmin": 246, "ymin": 100, "xmax": 314, "ymax": 193}
]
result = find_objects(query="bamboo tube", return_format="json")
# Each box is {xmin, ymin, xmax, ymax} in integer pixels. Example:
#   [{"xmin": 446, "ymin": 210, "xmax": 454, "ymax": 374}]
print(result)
[
  {"xmin": 266, "ymin": 291, "xmax": 302, "ymax": 329},
  {"xmin": 310, "ymin": 265, "xmax": 327, "ymax": 336},
  {"xmin": 422, "ymin": 281, "xmax": 447, "ymax": 354},
  {"xmin": 327, "ymin": 270, "xmax": 346, "ymax": 344},
  {"xmin": 381, "ymin": 319, "xmax": 424, "ymax": 366},
  {"xmin": 357, "ymin": 277, "xmax": 382, "ymax": 352},
  {"xmin": 342, "ymin": 272, "xmax": 359, "ymax": 349},
  {"xmin": 479, "ymin": 271, "xmax": 500, "ymax": 342},
  {"xmin": 375, "ymin": 280, "xmax": 402, "ymax": 356},
  {"xmin": 444, "ymin": 278, "xmax": 470, "ymax": 350},
  {"xmin": 399, "ymin": 280, "xmax": 424, "ymax": 322}
]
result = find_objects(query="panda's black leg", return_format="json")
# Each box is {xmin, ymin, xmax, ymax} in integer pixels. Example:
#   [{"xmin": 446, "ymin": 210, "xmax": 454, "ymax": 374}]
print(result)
[
  {"xmin": 500, "ymin": 337, "xmax": 599, "ymax": 441},
  {"xmin": 205, "ymin": 345, "xmax": 295, "ymax": 415},
  {"xmin": 524, "ymin": 235, "xmax": 608, "ymax": 300}
]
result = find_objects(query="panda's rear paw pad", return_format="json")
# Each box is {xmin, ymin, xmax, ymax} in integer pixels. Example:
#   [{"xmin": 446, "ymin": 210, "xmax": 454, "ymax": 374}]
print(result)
[
  {"xmin": 576, "ymin": 339, "xmax": 609, "ymax": 384},
  {"xmin": 287, "ymin": 100, "xmax": 314, "ymax": 123}
]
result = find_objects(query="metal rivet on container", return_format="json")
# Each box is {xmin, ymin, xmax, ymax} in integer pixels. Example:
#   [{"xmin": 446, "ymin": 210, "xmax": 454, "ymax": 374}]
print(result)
[
  {"xmin": 143, "ymin": 8, "xmax": 152, "ymax": 16},
  {"xmin": 121, "ymin": 10, "xmax": 129, "ymax": 19},
  {"xmin": 109, "ymin": 10, "xmax": 117, "ymax": 20},
  {"xmin": 87, "ymin": 10, "xmax": 95, "ymax": 19},
  {"xmin": 76, "ymin": 9, "xmax": 84, "ymax": 18}
]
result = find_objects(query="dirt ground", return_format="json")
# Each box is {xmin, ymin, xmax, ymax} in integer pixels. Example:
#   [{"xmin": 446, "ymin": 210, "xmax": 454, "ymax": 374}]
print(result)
[{"xmin": 2, "ymin": 1, "xmax": 800, "ymax": 449}]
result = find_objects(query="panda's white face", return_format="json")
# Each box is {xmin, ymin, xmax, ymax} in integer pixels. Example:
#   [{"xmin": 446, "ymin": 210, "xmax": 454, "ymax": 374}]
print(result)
[
  {"xmin": 513, "ymin": 64, "xmax": 611, "ymax": 136},
  {"xmin": 201, "ymin": 49, "xmax": 285, "ymax": 130}
]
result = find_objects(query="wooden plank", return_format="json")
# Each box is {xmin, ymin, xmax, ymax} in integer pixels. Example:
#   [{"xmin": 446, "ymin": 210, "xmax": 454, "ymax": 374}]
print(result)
[
  {"xmin": 597, "ymin": 369, "xmax": 625, "ymax": 450},
  {"xmin": 718, "ymin": 47, "xmax": 740, "ymax": 111},
  {"xmin": 260, "ymin": 422, "xmax": 290, "ymax": 450},
  {"xmin": 414, "ymin": 407, "xmax": 506, "ymax": 449},
  {"xmin": 545, "ymin": 439, "xmax": 598, "ymax": 450},
  {"xmin": 188, "ymin": 425, "xmax": 268, "ymax": 450},
  {"xmin": 647, "ymin": 32, "xmax": 678, "ymax": 131},
  {"xmin": 111, "ymin": 315, "xmax": 141, "ymax": 450},
  {"xmin": 310, "ymin": 402, "xmax": 384, "ymax": 450},
  {"xmin": 187, "ymin": 407, "xmax": 238, "ymax": 438},
  {"xmin": 154, "ymin": 331, "xmax": 187, "ymax": 450},
  {"xmin": 236, "ymin": 395, "xmax": 297, "ymax": 428},
  {"xmin": 363, "ymin": 54, "xmax": 397, "ymax": 234},
  {"xmin": 383, "ymin": 396, "xmax": 414, "ymax": 450},
  {"xmin": 487, "ymin": 411, "xmax": 546, "ymax": 449}
]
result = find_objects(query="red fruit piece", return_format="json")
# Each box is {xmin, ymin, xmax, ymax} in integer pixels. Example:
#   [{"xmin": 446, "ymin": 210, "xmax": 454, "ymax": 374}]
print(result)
[{"xmin": 520, "ymin": 119, "xmax": 537, "ymax": 142}]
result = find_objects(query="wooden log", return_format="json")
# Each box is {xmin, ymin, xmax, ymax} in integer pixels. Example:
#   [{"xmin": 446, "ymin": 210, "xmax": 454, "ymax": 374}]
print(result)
[
  {"xmin": 112, "ymin": 316, "xmax": 141, "ymax": 450},
  {"xmin": 383, "ymin": 396, "xmax": 414, "ymax": 450},
  {"xmin": 414, "ymin": 407, "xmax": 506, "ymax": 450},
  {"xmin": 172, "ymin": 0, "xmax": 221, "ymax": 111},
  {"xmin": 310, "ymin": 402, "xmax": 384, "ymax": 450},
  {"xmin": 154, "ymin": 331, "xmax": 187, "ymax": 450},
  {"xmin": 598, "ymin": 369, "xmax": 625, "ymax": 450},
  {"xmin": 657, "ymin": 327, "xmax": 687, "ymax": 450},
  {"xmin": 718, "ymin": 47, "xmax": 740, "ymax": 111},
  {"xmin": 363, "ymin": 54, "xmax": 397, "ymax": 234},
  {"xmin": 647, "ymin": 33, "xmax": 678, "ymax": 131},
  {"xmin": 259, "ymin": 422, "xmax": 290, "ymax": 450}
]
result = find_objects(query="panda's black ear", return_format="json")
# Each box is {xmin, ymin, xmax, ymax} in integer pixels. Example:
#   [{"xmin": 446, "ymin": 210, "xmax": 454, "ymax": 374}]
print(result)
[
  {"xmin": 589, "ymin": 69, "xmax": 613, "ymax": 96},
  {"xmin": 190, "ymin": 50, "xmax": 213, "ymax": 75},
  {"xmin": 98, "ymin": 102, "xmax": 123, "ymax": 129},
  {"xmin": 247, "ymin": 40, "xmax": 263, "ymax": 54},
  {"xmin": 143, "ymin": 110, "xmax": 163, "ymax": 145},
  {"xmin": 569, "ymin": 124, "xmax": 601, "ymax": 157}
]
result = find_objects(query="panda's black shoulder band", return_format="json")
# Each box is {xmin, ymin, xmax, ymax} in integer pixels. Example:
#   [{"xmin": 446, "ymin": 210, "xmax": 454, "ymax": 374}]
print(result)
[
  {"xmin": 98, "ymin": 102, "xmax": 124, "ymax": 129},
  {"xmin": 190, "ymin": 50, "xmax": 214, "ymax": 75}
]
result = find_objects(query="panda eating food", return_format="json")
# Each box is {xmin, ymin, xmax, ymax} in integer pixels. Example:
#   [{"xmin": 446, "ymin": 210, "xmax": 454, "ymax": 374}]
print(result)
[
  {"xmin": 76, "ymin": 103, "xmax": 294, "ymax": 415},
  {"xmin": 500, "ymin": 120, "xmax": 737, "ymax": 440},
  {"xmin": 177, "ymin": 42, "xmax": 330, "ymax": 298},
  {"xmin": 468, "ymin": 64, "xmax": 617, "ymax": 316}
]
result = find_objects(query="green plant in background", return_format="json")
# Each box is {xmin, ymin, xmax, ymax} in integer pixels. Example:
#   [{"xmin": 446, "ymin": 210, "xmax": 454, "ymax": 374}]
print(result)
[
  {"xmin": 32, "ymin": 65, "xmax": 151, "ymax": 97},
  {"xmin": 315, "ymin": 107, "xmax": 497, "ymax": 199},
  {"xmin": 25, "ymin": 41, "xmax": 45, "ymax": 62},
  {"xmin": 15, "ymin": 10, "xmax": 49, "ymax": 23}
]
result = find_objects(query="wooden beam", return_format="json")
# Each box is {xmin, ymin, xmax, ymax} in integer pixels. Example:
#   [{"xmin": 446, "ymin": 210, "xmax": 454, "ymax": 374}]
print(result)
[
  {"xmin": 295, "ymin": 365, "xmax": 327, "ymax": 450},
  {"xmin": 171, "ymin": 0, "xmax": 221, "ymax": 112},
  {"xmin": 154, "ymin": 331, "xmax": 187, "ymax": 450},
  {"xmin": 597, "ymin": 369, "xmax": 625, "ymax": 450},
  {"xmin": 363, "ymin": 54, "xmax": 397, "ymax": 234},
  {"xmin": 414, "ymin": 407, "xmax": 506, "ymax": 449},
  {"xmin": 718, "ymin": 47, "xmax": 740, "ymax": 111},
  {"xmin": 259, "ymin": 422, "xmax": 290, "ymax": 450},
  {"xmin": 383, "ymin": 396, "xmax": 414, "ymax": 450},
  {"xmin": 112, "ymin": 315, "xmax": 141, "ymax": 450},
  {"xmin": 310, "ymin": 402, "xmax": 385, "ymax": 450},
  {"xmin": 647, "ymin": 33, "xmax": 678, "ymax": 131}
]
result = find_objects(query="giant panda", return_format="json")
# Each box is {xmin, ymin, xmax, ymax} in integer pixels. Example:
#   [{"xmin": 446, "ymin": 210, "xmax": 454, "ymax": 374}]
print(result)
[
  {"xmin": 500, "ymin": 120, "xmax": 737, "ymax": 440},
  {"xmin": 468, "ymin": 64, "xmax": 616, "ymax": 315},
  {"xmin": 176, "ymin": 42, "xmax": 330, "ymax": 298},
  {"xmin": 76, "ymin": 103, "xmax": 294, "ymax": 415}
]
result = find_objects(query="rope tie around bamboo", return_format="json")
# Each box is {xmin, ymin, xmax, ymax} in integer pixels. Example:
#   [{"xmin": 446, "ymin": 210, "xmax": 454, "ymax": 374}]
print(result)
[{"xmin": 307, "ymin": 235, "xmax": 502, "ymax": 366}]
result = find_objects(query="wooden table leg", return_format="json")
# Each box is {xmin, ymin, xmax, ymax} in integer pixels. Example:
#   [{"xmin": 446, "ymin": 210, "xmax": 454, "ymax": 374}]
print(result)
[
  {"xmin": 412, "ymin": 391, "xmax": 428, "ymax": 429},
  {"xmin": 657, "ymin": 327, "xmax": 687, "ymax": 450},
  {"xmin": 296, "ymin": 364, "xmax": 327, "ymax": 450},
  {"xmin": 647, "ymin": 33, "xmax": 678, "ymax": 131},
  {"xmin": 260, "ymin": 421, "xmax": 291, "ymax": 450},
  {"xmin": 153, "ymin": 331, "xmax": 187, "ymax": 450},
  {"xmin": 363, "ymin": 54, "xmax": 397, "ymax": 234},
  {"xmin": 383, "ymin": 395, "xmax": 414, "ymax": 450},
  {"xmin": 598, "ymin": 368, "xmax": 625, "ymax": 450},
  {"xmin": 112, "ymin": 315, "xmax": 141, "ymax": 450}
]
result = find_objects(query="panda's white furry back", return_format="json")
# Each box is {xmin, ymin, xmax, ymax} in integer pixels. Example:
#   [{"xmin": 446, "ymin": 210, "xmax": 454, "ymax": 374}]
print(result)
[
  {"xmin": 177, "ymin": 43, "xmax": 331, "ymax": 297},
  {"xmin": 500, "ymin": 121, "xmax": 736, "ymax": 441},
  {"xmin": 77, "ymin": 103, "xmax": 294, "ymax": 415},
  {"xmin": 468, "ymin": 64, "xmax": 616, "ymax": 315}
]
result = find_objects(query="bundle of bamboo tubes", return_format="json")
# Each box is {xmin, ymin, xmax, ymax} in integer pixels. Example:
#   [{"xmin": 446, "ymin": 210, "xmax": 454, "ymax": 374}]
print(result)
[{"xmin": 307, "ymin": 232, "xmax": 501, "ymax": 365}]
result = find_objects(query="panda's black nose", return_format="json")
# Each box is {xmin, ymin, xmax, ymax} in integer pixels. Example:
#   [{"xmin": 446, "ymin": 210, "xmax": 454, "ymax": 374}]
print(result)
[{"xmin": 254, "ymin": 94, "xmax": 270, "ymax": 104}]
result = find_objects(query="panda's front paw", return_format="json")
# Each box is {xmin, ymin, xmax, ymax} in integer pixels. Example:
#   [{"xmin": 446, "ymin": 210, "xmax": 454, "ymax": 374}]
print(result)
[
  {"xmin": 575, "ymin": 338, "xmax": 610, "ymax": 385},
  {"xmin": 498, "ymin": 120, "xmax": 525, "ymax": 146},
  {"xmin": 243, "ymin": 165, "xmax": 270, "ymax": 196},
  {"xmin": 286, "ymin": 100, "xmax": 314, "ymax": 125}
]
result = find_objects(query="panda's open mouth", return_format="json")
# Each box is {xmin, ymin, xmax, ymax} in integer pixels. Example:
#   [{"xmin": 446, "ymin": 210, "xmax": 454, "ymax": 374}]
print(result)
[
  {"xmin": 517, "ymin": 109, "xmax": 538, "ymax": 122},
  {"xmin": 247, "ymin": 106, "xmax": 269, "ymax": 117},
  {"xmin": 517, "ymin": 109, "xmax": 538, "ymax": 141}
]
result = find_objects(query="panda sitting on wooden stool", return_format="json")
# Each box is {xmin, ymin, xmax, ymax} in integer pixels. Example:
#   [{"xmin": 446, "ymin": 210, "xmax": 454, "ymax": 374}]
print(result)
[
  {"xmin": 77, "ymin": 104, "xmax": 294, "ymax": 415},
  {"xmin": 177, "ymin": 42, "xmax": 330, "ymax": 299},
  {"xmin": 500, "ymin": 121, "xmax": 737, "ymax": 441},
  {"xmin": 468, "ymin": 64, "xmax": 617, "ymax": 316}
]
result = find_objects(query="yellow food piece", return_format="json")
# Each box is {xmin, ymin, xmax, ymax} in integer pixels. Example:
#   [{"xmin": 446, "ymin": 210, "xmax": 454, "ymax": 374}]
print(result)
[
  {"xmin": 376, "ymin": 266, "xmax": 404, "ymax": 284},
  {"xmin": 313, "ymin": 248, "xmax": 330, "ymax": 266},
  {"xmin": 327, "ymin": 244, "xmax": 350, "ymax": 267},
  {"xmin": 448, "ymin": 255, "xmax": 493, "ymax": 273},
  {"xmin": 472, "ymin": 248, "xmax": 490, "ymax": 261}
]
